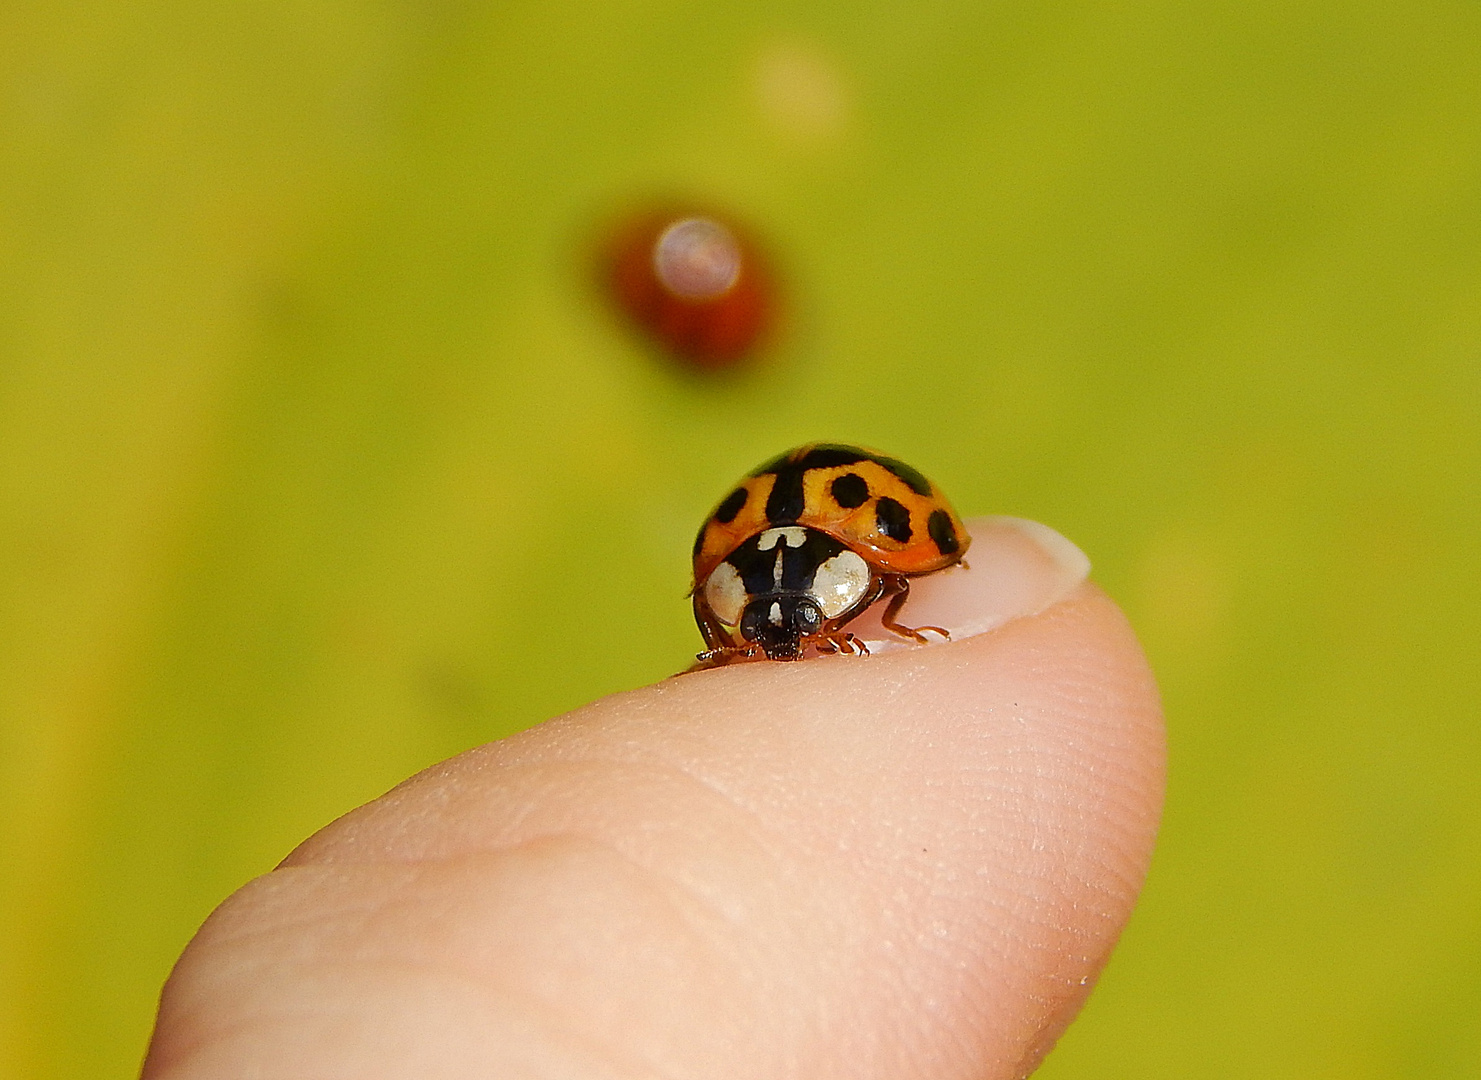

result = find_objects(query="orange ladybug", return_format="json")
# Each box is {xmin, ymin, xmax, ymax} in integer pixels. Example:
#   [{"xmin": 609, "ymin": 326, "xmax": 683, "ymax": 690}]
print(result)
[{"xmin": 691, "ymin": 444, "xmax": 971, "ymax": 667}]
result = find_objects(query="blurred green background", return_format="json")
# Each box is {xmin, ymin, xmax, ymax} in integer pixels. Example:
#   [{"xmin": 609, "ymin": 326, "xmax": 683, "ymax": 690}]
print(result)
[{"xmin": 3, "ymin": 0, "xmax": 1479, "ymax": 1076}]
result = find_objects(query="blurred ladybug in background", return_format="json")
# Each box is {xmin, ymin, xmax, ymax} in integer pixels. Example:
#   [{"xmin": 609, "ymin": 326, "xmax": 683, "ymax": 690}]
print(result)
[
  {"xmin": 691, "ymin": 444, "xmax": 971, "ymax": 668},
  {"xmin": 605, "ymin": 209, "xmax": 773, "ymax": 367}
]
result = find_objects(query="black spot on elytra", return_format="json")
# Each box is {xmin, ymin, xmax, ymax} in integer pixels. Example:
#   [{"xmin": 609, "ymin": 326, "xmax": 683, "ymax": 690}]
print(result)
[
  {"xmin": 927, "ymin": 509, "xmax": 959, "ymax": 555},
  {"xmin": 875, "ymin": 497, "xmax": 912, "ymax": 542},
  {"xmin": 794, "ymin": 445, "xmax": 868, "ymax": 471},
  {"xmin": 714, "ymin": 486, "xmax": 748, "ymax": 524},
  {"xmin": 749, "ymin": 449, "xmax": 794, "ymax": 477},
  {"xmin": 764, "ymin": 469, "xmax": 805, "ymax": 524},
  {"xmin": 870, "ymin": 454, "xmax": 933, "ymax": 496},
  {"xmin": 749, "ymin": 444, "xmax": 867, "ymax": 478},
  {"xmin": 830, "ymin": 473, "xmax": 869, "ymax": 509}
]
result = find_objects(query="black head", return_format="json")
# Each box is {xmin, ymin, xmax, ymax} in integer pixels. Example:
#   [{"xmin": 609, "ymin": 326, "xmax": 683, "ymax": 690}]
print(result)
[{"xmin": 739, "ymin": 595, "xmax": 824, "ymax": 660}]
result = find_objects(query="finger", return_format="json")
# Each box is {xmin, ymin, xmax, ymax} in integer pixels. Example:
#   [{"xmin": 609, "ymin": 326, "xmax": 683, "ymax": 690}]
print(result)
[
  {"xmin": 143, "ymin": 518, "xmax": 1163, "ymax": 1080},
  {"xmin": 844, "ymin": 515, "xmax": 1093, "ymax": 650}
]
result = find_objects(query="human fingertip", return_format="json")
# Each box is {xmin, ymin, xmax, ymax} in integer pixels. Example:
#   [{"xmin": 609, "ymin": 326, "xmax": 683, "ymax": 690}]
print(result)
[{"xmin": 850, "ymin": 515, "xmax": 1092, "ymax": 651}]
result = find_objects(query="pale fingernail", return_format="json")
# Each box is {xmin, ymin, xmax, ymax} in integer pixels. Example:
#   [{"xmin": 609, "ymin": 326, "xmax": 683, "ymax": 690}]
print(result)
[{"xmin": 850, "ymin": 516, "xmax": 1092, "ymax": 652}]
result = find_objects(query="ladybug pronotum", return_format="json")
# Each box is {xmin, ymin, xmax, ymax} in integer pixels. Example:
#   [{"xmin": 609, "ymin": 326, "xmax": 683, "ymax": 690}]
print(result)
[{"xmin": 691, "ymin": 444, "xmax": 971, "ymax": 668}]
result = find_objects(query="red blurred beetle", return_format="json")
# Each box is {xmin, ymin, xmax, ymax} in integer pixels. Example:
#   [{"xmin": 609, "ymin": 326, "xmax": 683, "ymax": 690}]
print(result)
[{"xmin": 605, "ymin": 209, "xmax": 774, "ymax": 367}]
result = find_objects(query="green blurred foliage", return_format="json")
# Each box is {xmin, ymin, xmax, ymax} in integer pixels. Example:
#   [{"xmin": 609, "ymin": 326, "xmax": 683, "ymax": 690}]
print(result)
[{"xmin": 2, "ymin": 0, "xmax": 1479, "ymax": 1075}]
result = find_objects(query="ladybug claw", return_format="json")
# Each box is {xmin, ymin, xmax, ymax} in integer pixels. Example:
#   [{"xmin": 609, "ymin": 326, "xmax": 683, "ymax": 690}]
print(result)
[
  {"xmin": 900, "ymin": 624, "xmax": 950, "ymax": 644},
  {"xmin": 690, "ymin": 642, "xmax": 764, "ymax": 671},
  {"xmin": 814, "ymin": 631, "xmax": 869, "ymax": 657}
]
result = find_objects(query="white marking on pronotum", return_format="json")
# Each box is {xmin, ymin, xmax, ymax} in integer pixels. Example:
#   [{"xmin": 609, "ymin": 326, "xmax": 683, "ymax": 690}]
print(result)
[
  {"xmin": 769, "ymin": 602, "xmax": 783, "ymax": 626},
  {"xmin": 757, "ymin": 527, "xmax": 807, "ymax": 590},
  {"xmin": 756, "ymin": 527, "xmax": 808, "ymax": 550},
  {"xmin": 811, "ymin": 549, "xmax": 871, "ymax": 618},
  {"xmin": 702, "ymin": 561, "xmax": 747, "ymax": 626}
]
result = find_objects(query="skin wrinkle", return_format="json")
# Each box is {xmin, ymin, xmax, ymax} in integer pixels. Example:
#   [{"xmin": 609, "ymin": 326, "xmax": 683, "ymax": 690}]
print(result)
[
  {"xmin": 531, "ymin": 832, "xmax": 848, "ymax": 1072},
  {"xmin": 201, "ymin": 960, "xmax": 522, "ymax": 1060},
  {"xmin": 306, "ymin": 757, "xmax": 789, "ymax": 868},
  {"xmin": 177, "ymin": 884, "xmax": 388, "ymax": 971},
  {"xmin": 303, "ymin": 755, "xmax": 875, "ymax": 992},
  {"xmin": 373, "ymin": 914, "xmax": 691, "ymax": 1080},
  {"xmin": 186, "ymin": 954, "xmax": 673, "ymax": 1080},
  {"xmin": 489, "ymin": 828, "xmax": 790, "ymax": 983},
  {"xmin": 158, "ymin": 935, "xmax": 510, "ymax": 1073},
  {"xmin": 179, "ymin": 848, "xmax": 785, "ymax": 1079},
  {"xmin": 393, "ymin": 844, "xmax": 793, "ymax": 1077}
]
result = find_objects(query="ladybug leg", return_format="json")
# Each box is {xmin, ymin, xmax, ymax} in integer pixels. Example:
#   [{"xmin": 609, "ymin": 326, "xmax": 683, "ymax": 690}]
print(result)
[
  {"xmin": 693, "ymin": 596, "xmax": 732, "ymax": 653},
  {"xmin": 688, "ymin": 597, "xmax": 767, "ymax": 671},
  {"xmin": 814, "ymin": 631, "xmax": 870, "ymax": 657},
  {"xmin": 878, "ymin": 574, "xmax": 950, "ymax": 644},
  {"xmin": 689, "ymin": 642, "xmax": 764, "ymax": 671}
]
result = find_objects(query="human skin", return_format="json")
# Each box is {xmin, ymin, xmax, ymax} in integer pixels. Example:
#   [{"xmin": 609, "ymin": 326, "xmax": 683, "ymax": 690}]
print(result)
[{"xmin": 141, "ymin": 518, "xmax": 1165, "ymax": 1080}]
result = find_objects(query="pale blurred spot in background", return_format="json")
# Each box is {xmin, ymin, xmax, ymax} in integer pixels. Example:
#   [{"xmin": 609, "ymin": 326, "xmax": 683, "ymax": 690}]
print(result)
[{"xmin": 752, "ymin": 41, "xmax": 850, "ymax": 143}]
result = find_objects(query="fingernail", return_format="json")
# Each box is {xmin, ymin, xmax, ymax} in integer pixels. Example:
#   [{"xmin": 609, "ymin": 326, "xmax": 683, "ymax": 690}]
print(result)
[{"xmin": 849, "ymin": 516, "xmax": 1092, "ymax": 653}]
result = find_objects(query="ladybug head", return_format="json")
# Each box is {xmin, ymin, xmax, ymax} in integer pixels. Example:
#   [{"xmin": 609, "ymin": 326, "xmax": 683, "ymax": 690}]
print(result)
[{"xmin": 739, "ymin": 594, "xmax": 824, "ymax": 661}]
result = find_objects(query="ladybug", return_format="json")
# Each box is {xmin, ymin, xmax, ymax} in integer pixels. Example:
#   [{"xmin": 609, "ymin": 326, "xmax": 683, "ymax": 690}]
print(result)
[
  {"xmin": 691, "ymin": 443, "xmax": 971, "ymax": 667},
  {"xmin": 606, "ymin": 209, "xmax": 773, "ymax": 367}
]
